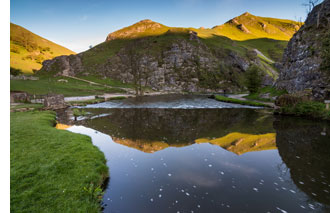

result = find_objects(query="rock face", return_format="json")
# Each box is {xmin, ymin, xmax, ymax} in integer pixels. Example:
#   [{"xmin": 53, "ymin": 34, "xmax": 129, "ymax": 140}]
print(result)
[
  {"xmin": 41, "ymin": 54, "xmax": 83, "ymax": 76},
  {"xmin": 276, "ymin": 0, "xmax": 330, "ymax": 100}
]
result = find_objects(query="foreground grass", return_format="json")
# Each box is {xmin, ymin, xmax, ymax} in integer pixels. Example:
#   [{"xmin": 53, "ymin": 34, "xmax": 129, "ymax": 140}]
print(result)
[
  {"xmin": 215, "ymin": 95, "xmax": 271, "ymax": 107},
  {"xmin": 11, "ymin": 111, "xmax": 108, "ymax": 212},
  {"xmin": 10, "ymin": 74, "xmax": 124, "ymax": 96}
]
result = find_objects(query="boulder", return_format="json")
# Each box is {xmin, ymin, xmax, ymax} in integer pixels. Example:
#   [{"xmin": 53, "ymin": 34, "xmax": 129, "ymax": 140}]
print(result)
[{"xmin": 44, "ymin": 94, "xmax": 67, "ymax": 109}]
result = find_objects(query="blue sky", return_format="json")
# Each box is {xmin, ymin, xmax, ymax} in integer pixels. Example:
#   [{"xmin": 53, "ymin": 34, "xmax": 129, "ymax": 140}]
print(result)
[{"xmin": 11, "ymin": 0, "xmax": 309, "ymax": 53}]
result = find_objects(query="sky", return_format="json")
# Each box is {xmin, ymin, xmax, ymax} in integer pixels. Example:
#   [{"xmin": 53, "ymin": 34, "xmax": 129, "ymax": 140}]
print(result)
[{"xmin": 10, "ymin": 0, "xmax": 310, "ymax": 53}]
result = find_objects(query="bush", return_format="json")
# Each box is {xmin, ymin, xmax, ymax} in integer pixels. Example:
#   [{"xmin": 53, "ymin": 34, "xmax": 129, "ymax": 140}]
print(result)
[
  {"xmin": 10, "ymin": 67, "xmax": 22, "ymax": 76},
  {"xmin": 280, "ymin": 101, "xmax": 330, "ymax": 120},
  {"xmin": 245, "ymin": 65, "xmax": 262, "ymax": 93}
]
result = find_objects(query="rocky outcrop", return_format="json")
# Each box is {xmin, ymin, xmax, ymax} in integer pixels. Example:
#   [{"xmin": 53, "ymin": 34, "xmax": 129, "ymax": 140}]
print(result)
[
  {"xmin": 276, "ymin": 0, "xmax": 330, "ymax": 100},
  {"xmin": 41, "ymin": 54, "xmax": 83, "ymax": 76}
]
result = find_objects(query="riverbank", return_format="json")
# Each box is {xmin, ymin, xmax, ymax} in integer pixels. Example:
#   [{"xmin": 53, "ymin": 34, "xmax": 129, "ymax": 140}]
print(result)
[
  {"xmin": 214, "ymin": 95, "xmax": 273, "ymax": 108},
  {"xmin": 10, "ymin": 110, "xmax": 108, "ymax": 212}
]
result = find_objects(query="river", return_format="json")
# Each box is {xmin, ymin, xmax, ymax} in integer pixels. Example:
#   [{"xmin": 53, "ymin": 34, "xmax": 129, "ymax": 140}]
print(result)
[{"xmin": 57, "ymin": 94, "xmax": 330, "ymax": 212}]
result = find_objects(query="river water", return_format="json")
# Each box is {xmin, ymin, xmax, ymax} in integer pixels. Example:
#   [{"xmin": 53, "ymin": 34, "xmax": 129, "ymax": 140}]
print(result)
[{"xmin": 58, "ymin": 94, "xmax": 330, "ymax": 212}]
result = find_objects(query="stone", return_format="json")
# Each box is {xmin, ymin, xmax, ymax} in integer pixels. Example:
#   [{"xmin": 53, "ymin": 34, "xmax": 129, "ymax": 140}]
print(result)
[
  {"xmin": 44, "ymin": 94, "xmax": 67, "ymax": 109},
  {"xmin": 10, "ymin": 92, "xmax": 30, "ymax": 103}
]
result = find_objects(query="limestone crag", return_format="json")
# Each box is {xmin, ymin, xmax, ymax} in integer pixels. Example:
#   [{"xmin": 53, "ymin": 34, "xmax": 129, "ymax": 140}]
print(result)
[{"xmin": 276, "ymin": 0, "xmax": 330, "ymax": 100}]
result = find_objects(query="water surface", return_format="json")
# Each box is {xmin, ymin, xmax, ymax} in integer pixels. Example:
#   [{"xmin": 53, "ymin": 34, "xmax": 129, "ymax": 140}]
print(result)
[{"xmin": 59, "ymin": 95, "xmax": 330, "ymax": 212}]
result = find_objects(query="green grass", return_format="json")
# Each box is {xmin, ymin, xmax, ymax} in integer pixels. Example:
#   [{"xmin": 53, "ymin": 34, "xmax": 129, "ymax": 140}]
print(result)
[
  {"xmin": 244, "ymin": 86, "xmax": 287, "ymax": 102},
  {"xmin": 10, "ymin": 23, "xmax": 75, "ymax": 73},
  {"xmin": 215, "ymin": 95, "xmax": 271, "ymax": 107},
  {"xmin": 10, "ymin": 103, "xmax": 43, "ymax": 110},
  {"xmin": 279, "ymin": 101, "xmax": 330, "ymax": 120},
  {"xmin": 77, "ymin": 75, "xmax": 136, "ymax": 89},
  {"xmin": 10, "ymin": 75, "xmax": 125, "ymax": 97},
  {"xmin": 11, "ymin": 111, "xmax": 108, "ymax": 212}
]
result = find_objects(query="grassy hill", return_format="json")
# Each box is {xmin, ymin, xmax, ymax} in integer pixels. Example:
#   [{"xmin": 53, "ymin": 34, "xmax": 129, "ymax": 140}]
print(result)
[
  {"xmin": 84, "ymin": 13, "xmax": 300, "ymax": 69},
  {"xmin": 211, "ymin": 12, "xmax": 300, "ymax": 41},
  {"xmin": 10, "ymin": 23, "xmax": 75, "ymax": 74}
]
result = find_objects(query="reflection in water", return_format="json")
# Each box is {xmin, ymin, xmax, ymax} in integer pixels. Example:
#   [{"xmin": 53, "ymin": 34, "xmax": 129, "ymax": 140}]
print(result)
[
  {"xmin": 56, "ymin": 101, "xmax": 330, "ymax": 212},
  {"xmin": 76, "ymin": 108, "xmax": 275, "ymax": 154},
  {"xmin": 274, "ymin": 117, "xmax": 330, "ymax": 211},
  {"xmin": 196, "ymin": 132, "xmax": 276, "ymax": 155}
]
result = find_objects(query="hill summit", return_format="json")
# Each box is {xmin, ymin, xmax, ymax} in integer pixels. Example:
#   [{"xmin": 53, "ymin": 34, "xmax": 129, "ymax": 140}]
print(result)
[{"xmin": 40, "ymin": 13, "xmax": 301, "ymax": 94}]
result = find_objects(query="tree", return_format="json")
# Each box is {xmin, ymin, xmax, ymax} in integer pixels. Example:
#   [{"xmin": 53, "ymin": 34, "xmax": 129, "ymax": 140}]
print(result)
[
  {"xmin": 302, "ymin": 0, "xmax": 320, "ymax": 14},
  {"xmin": 245, "ymin": 65, "xmax": 262, "ymax": 94}
]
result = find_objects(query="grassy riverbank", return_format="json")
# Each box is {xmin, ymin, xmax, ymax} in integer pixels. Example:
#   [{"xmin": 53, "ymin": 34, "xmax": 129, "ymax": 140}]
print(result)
[
  {"xmin": 11, "ymin": 111, "xmax": 108, "ymax": 212},
  {"xmin": 278, "ymin": 101, "xmax": 330, "ymax": 120},
  {"xmin": 215, "ymin": 95, "xmax": 271, "ymax": 107}
]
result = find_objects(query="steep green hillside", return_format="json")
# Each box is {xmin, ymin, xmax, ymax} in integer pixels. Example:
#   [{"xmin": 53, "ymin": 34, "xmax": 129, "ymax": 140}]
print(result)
[
  {"xmin": 10, "ymin": 23, "xmax": 75, "ymax": 73},
  {"xmin": 39, "ymin": 13, "xmax": 300, "ymax": 94}
]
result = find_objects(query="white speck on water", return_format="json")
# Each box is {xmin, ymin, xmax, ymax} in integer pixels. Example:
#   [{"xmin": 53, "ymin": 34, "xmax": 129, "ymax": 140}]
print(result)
[
  {"xmin": 160, "ymin": 188, "xmax": 163, "ymax": 191},
  {"xmin": 175, "ymin": 200, "xmax": 178, "ymax": 203},
  {"xmin": 107, "ymin": 198, "xmax": 110, "ymax": 200},
  {"xmin": 193, "ymin": 185, "xmax": 197, "ymax": 188},
  {"xmin": 197, "ymin": 205, "xmax": 201, "ymax": 208},
  {"xmin": 253, "ymin": 188, "xmax": 259, "ymax": 192},
  {"xmin": 312, "ymin": 192, "xmax": 317, "ymax": 196},
  {"xmin": 186, "ymin": 192, "xmax": 190, "ymax": 196},
  {"xmin": 160, "ymin": 157, "xmax": 163, "ymax": 161},
  {"xmin": 159, "ymin": 194, "xmax": 162, "ymax": 198},
  {"xmin": 163, "ymin": 163, "xmax": 167, "ymax": 167},
  {"xmin": 151, "ymin": 168, "xmax": 154, "ymax": 171},
  {"xmin": 299, "ymin": 181, "xmax": 304, "ymax": 185},
  {"xmin": 275, "ymin": 188, "xmax": 279, "ymax": 191},
  {"xmin": 296, "ymin": 156, "xmax": 300, "ymax": 159},
  {"xmin": 259, "ymin": 182, "xmax": 264, "ymax": 185},
  {"xmin": 130, "ymin": 158, "xmax": 133, "ymax": 161},
  {"xmin": 150, "ymin": 198, "xmax": 154, "ymax": 202},
  {"xmin": 260, "ymin": 179, "xmax": 264, "ymax": 182},
  {"xmin": 300, "ymin": 205, "xmax": 306, "ymax": 209},
  {"xmin": 232, "ymin": 185, "xmax": 236, "ymax": 189},
  {"xmin": 181, "ymin": 189, "xmax": 185, "ymax": 192},
  {"xmin": 289, "ymin": 190, "xmax": 296, "ymax": 194},
  {"xmin": 204, "ymin": 159, "xmax": 208, "ymax": 162},
  {"xmin": 274, "ymin": 182, "xmax": 278, "ymax": 185},
  {"xmin": 276, "ymin": 207, "xmax": 287, "ymax": 213},
  {"xmin": 168, "ymin": 173, "xmax": 172, "ymax": 177},
  {"xmin": 220, "ymin": 172, "xmax": 225, "ymax": 175},
  {"xmin": 324, "ymin": 189, "xmax": 329, "ymax": 193},
  {"xmin": 308, "ymin": 204, "xmax": 315, "ymax": 210},
  {"xmin": 208, "ymin": 164, "xmax": 212, "ymax": 167},
  {"xmin": 311, "ymin": 178, "xmax": 316, "ymax": 182},
  {"xmin": 226, "ymin": 205, "xmax": 230, "ymax": 208},
  {"xmin": 281, "ymin": 187, "xmax": 287, "ymax": 190}
]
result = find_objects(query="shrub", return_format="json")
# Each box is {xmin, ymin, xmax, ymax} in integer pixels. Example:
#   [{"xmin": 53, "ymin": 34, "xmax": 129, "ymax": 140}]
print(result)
[{"xmin": 10, "ymin": 67, "xmax": 22, "ymax": 76}]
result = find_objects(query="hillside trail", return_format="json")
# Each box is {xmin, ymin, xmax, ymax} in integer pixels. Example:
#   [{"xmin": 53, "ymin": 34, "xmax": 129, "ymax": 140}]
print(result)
[{"xmin": 62, "ymin": 74, "xmax": 135, "ymax": 94}]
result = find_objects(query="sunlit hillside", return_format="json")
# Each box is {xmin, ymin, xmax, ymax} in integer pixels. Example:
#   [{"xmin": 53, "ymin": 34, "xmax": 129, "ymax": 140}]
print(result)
[{"xmin": 10, "ymin": 23, "xmax": 75, "ymax": 73}]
